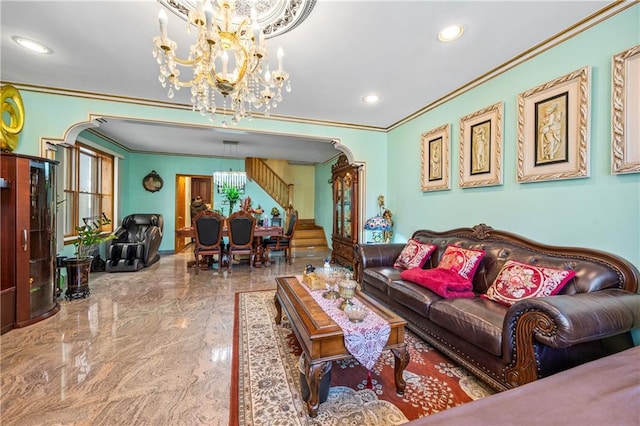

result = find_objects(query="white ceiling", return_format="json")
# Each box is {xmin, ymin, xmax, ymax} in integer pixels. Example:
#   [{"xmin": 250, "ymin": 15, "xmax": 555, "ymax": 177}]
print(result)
[{"xmin": 1, "ymin": 0, "xmax": 613, "ymax": 163}]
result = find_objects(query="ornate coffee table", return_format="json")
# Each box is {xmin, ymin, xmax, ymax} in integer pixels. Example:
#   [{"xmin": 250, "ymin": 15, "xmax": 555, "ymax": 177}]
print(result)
[{"xmin": 274, "ymin": 276, "xmax": 409, "ymax": 418}]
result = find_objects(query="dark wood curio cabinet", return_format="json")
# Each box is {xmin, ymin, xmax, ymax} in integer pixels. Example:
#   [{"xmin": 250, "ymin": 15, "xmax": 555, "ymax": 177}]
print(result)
[
  {"xmin": 331, "ymin": 154, "xmax": 360, "ymax": 269},
  {"xmin": 1, "ymin": 153, "xmax": 59, "ymax": 334}
]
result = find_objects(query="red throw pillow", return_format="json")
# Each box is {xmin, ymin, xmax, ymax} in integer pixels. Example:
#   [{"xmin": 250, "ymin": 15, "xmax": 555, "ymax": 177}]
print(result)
[
  {"xmin": 393, "ymin": 239, "xmax": 437, "ymax": 270},
  {"xmin": 483, "ymin": 260, "xmax": 576, "ymax": 306},
  {"xmin": 400, "ymin": 267, "xmax": 475, "ymax": 298},
  {"xmin": 437, "ymin": 245, "xmax": 485, "ymax": 280}
]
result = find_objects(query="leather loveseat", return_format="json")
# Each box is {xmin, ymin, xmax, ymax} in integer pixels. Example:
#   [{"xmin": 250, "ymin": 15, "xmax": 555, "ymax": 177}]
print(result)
[
  {"xmin": 354, "ymin": 224, "xmax": 640, "ymax": 391},
  {"xmin": 106, "ymin": 214, "xmax": 164, "ymax": 272}
]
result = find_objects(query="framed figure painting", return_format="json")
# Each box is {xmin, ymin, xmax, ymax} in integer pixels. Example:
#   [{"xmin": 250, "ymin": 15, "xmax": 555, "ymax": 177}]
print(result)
[
  {"xmin": 421, "ymin": 124, "xmax": 450, "ymax": 192},
  {"xmin": 459, "ymin": 102, "xmax": 503, "ymax": 187},
  {"xmin": 517, "ymin": 67, "xmax": 590, "ymax": 183}
]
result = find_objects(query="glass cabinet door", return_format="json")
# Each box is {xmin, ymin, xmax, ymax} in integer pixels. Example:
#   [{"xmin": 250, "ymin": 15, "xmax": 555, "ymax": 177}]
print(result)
[
  {"xmin": 343, "ymin": 175, "xmax": 352, "ymax": 239},
  {"xmin": 335, "ymin": 179, "xmax": 343, "ymax": 236},
  {"xmin": 28, "ymin": 160, "xmax": 56, "ymax": 319}
]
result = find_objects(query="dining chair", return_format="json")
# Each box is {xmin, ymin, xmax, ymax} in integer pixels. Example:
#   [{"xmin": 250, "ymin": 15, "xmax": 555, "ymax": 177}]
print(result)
[
  {"xmin": 262, "ymin": 209, "xmax": 298, "ymax": 265},
  {"xmin": 192, "ymin": 210, "xmax": 225, "ymax": 272},
  {"xmin": 227, "ymin": 210, "xmax": 256, "ymax": 271}
]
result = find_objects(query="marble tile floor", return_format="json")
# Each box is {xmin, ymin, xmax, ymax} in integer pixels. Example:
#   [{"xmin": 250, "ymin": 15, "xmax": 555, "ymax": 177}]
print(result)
[{"xmin": 1, "ymin": 250, "xmax": 330, "ymax": 425}]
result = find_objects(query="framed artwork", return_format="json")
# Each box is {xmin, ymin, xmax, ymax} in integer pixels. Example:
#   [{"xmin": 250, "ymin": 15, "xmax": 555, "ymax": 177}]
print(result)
[
  {"xmin": 421, "ymin": 123, "xmax": 450, "ymax": 192},
  {"xmin": 612, "ymin": 44, "xmax": 640, "ymax": 174},
  {"xmin": 517, "ymin": 66, "xmax": 590, "ymax": 183},
  {"xmin": 459, "ymin": 102, "xmax": 503, "ymax": 187},
  {"xmin": 142, "ymin": 170, "xmax": 164, "ymax": 192}
]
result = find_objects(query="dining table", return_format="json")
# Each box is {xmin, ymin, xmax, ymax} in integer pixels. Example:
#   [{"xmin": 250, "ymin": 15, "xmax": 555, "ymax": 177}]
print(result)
[{"xmin": 176, "ymin": 225, "xmax": 283, "ymax": 268}]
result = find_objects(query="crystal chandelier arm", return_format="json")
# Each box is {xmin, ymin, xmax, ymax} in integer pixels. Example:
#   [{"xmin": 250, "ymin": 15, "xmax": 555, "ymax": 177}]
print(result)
[{"xmin": 170, "ymin": 71, "xmax": 206, "ymax": 88}]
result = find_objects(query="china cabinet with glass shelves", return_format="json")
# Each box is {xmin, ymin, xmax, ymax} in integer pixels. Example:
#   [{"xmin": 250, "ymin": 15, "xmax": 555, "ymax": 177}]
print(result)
[
  {"xmin": 1, "ymin": 153, "xmax": 58, "ymax": 334},
  {"xmin": 331, "ymin": 154, "xmax": 360, "ymax": 268}
]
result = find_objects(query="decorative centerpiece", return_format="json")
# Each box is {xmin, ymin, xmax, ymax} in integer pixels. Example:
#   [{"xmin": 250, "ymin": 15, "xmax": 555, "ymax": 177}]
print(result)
[
  {"xmin": 318, "ymin": 266, "xmax": 344, "ymax": 300},
  {"xmin": 338, "ymin": 278, "xmax": 357, "ymax": 310}
]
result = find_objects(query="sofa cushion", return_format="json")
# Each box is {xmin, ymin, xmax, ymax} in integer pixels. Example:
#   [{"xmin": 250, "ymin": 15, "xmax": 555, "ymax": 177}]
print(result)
[
  {"xmin": 429, "ymin": 298, "xmax": 507, "ymax": 356},
  {"xmin": 388, "ymin": 280, "xmax": 443, "ymax": 318},
  {"xmin": 483, "ymin": 260, "xmax": 576, "ymax": 306},
  {"xmin": 362, "ymin": 266, "xmax": 402, "ymax": 294},
  {"xmin": 393, "ymin": 239, "xmax": 437, "ymax": 270},
  {"xmin": 437, "ymin": 245, "xmax": 485, "ymax": 280},
  {"xmin": 400, "ymin": 267, "xmax": 475, "ymax": 298}
]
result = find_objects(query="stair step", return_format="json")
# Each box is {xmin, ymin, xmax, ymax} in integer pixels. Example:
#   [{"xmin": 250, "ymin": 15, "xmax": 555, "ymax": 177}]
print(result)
[{"xmin": 295, "ymin": 229, "xmax": 326, "ymax": 237}]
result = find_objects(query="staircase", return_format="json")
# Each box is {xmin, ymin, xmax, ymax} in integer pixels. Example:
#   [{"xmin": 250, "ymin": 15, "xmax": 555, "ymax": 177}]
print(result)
[
  {"xmin": 292, "ymin": 219, "xmax": 329, "ymax": 255},
  {"xmin": 245, "ymin": 157, "xmax": 292, "ymax": 209},
  {"xmin": 246, "ymin": 157, "xmax": 329, "ymax": 255}
]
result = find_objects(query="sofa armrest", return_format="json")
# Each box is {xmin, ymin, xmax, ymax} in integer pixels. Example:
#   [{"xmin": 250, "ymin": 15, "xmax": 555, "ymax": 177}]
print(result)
[
  {"xmin": 354, "ymin": 243, "xmax": 405, "ymax": 282},
  {"xmin": 503, "ymin": 289, "xmax": 640, "ymax": 386}
]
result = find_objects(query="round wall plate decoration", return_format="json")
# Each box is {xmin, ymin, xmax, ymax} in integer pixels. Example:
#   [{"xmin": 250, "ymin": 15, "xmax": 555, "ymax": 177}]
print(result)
[{"xmin": 142, "ymin": 170, "xmax": 163, "ymax": 192}]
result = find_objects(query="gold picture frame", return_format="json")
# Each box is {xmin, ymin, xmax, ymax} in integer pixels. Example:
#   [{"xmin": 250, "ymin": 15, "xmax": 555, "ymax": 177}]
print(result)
[
  {"xmin": 517, "ymin": 66, "xmax": 590, "ymax": 183},
  {"xmin": 459, "ymin": 102, "xmax": 503, "ymax": 188},
  {"xmin": 421, "ymin": 124, "xmax": 450, "ymax": 192},
  {"xmin": 612, "ymin": 44, "xmax": 640, "ymax": 174}
]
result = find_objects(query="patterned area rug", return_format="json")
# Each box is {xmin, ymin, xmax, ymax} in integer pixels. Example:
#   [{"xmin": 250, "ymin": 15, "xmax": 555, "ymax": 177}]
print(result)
[{"xmin": 230, "ymin": 291, "xmax": 494, "ymax": 425}]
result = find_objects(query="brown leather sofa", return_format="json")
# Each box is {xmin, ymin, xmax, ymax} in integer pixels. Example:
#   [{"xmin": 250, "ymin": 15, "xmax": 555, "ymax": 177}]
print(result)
[{"xmin": 354, "ymin": 224, "xmax": 640, "ymax": 391}]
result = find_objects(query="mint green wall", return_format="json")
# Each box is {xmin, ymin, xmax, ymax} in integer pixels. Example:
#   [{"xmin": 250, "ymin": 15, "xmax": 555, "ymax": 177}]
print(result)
[
  {"xmin": 315, "ymin": 160, "xmax": 335, "ymax": 248},
  {"xmin": 388, "ymin": 7, "xmax": 639, "ymax": 343},
  {"xmin": 387, "ymin": 6, "xmax": 640, "ymax": 267}
]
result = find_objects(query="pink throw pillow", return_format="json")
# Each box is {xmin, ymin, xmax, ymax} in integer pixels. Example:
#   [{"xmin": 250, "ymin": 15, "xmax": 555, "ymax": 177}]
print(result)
[
  {"xmin": 437, "ymin": 245, "xmax": 485, "ymax": 280},
  {"xmin": 483, "ymin": 260, "xmax": 576, "ymax": 306},
  {"xmin": 393, "ymin": 239, "xmax": 437, "ymax": 270},
  {"xmin": 400, "ymin": 267, "xmax": 475, "ymax": 298}
]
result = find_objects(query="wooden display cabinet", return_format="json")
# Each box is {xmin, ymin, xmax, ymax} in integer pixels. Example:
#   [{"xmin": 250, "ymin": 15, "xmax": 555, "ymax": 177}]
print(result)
[
  {"xmin": 1, "ymin": 153, "xmax": 59, "ymax": 334},
  {"xmin": 331, "ymin": 154, "xmax": 360, "ymax": 269}
]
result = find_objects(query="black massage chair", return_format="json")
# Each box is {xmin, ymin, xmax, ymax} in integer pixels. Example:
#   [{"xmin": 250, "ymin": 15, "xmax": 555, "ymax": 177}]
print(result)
[{"xmin": 106, "ymin": 214, "xmax": 163, "ymax": 272}]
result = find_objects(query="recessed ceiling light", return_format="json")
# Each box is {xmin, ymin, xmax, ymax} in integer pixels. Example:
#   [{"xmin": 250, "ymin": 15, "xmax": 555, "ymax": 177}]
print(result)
[
  {"xmin": 362, "ymin": 94, "xmax": 380, "ymax": 104},
  {"xmin": 438, "ymin": 25, "xmax": 464, "ymax": 42},
  {"xmin": 12, "ymin": 36, "xmax": 52, "ymax": 54}
]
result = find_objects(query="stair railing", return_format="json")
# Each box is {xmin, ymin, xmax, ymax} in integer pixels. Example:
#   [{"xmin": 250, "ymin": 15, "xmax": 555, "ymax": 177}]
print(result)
[{"xmin": 245, "ymin": 157, "xmax": 293, "ymax": 209}]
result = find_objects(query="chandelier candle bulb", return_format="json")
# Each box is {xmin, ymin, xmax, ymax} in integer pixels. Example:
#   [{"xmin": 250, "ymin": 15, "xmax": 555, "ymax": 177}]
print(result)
[
  {"xmin": 277, "ymin": 47, "xmax": 284, "ymax": 72},
  {"xmin": 204, "ymin": 1, "xmax": 213, "ymax": 32},
  {"xmin": 159, "ymin": 9, "xmax": 168, "ymax": 39}
]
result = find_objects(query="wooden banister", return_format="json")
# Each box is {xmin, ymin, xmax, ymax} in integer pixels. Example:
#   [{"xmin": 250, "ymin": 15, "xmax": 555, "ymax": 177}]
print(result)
[{"xmin": 245, "ymin": 158, "xmax": 293, "ymax": 209}]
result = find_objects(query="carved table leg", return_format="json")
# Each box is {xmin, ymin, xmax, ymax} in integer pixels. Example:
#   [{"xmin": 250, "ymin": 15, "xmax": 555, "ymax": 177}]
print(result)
[
  {"xmin": 274, "ymin": 295, "xmax": 282, "ymax": 325},
  {"xmin": 392, "ymin": 346, "xmax": 410, "ymax": 395},
  {"xmin": 304, "ymin": 360, "xmax": 331, "ymax": 418}
]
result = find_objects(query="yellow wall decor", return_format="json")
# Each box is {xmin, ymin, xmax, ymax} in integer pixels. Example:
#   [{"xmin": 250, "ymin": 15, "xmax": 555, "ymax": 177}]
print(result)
[{"xmin": 1, "ymin": 84, "xmax": 25, "ymax": 152}]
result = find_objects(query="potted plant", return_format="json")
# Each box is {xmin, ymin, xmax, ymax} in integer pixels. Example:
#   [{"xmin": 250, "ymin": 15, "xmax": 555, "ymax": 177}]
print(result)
[
  {"xmin": 222, "ymin": 183, "xmax": 242, "ymax": 217},
  {"xmin": 65, "ymin": 213, "xmax": 115, "ymax": 300}
]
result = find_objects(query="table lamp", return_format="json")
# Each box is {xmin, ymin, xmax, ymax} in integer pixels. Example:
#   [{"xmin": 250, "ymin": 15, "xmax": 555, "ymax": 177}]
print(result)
[{"xmin": 364, "ymin": 215, "xmax": 392, "ymax": 243}]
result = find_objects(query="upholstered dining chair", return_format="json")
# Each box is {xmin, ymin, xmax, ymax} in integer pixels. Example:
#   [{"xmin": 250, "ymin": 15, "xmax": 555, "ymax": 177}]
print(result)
[
  {"xmin": 262, "ymin": 209, "xmax": 298, "ymax": 265},
  {"xmin": 227, "ymin": 210, "xmax": 256, "ymax": 271},
  {"xmin": 192, "ymin": 210, "xmax": 225, "ymax": 272}
]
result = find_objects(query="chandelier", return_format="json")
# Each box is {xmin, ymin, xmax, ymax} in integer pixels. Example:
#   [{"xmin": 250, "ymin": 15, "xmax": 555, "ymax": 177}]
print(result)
[
  {"xmin": 152, "ymin": 0, "xmax": 315, "ymax": 125},
  {"xmin": 214, "ymin": 170, "xmax": 246, "ymax": 193}
]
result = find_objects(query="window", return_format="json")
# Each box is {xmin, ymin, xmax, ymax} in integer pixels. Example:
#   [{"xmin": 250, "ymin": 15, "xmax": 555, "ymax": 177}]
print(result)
[{"xmin": 63, "ymin": 143, "xmax": 114, "ymax": 239}]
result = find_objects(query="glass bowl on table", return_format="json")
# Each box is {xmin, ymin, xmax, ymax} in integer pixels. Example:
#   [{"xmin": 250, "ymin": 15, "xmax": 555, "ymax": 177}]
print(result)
[{"xmin": 344, "ymin": 304, "xmax": 368, "ymax": 323}]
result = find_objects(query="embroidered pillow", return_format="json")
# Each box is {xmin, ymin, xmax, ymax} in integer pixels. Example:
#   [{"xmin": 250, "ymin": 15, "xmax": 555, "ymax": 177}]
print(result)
[
  {"xmin": 437, "ymin": 245, "xmax": 485, "ymax": 280},
  {"xmin": 400, "ymin": 267, "xmax": 475, "ymax": 298},
  {"xmin": 393, "ymin": 239, "xmax": 437, "ymax": 270},
  {"xmin": 483, "ymin": 260, "xmax": 576, "ymax": 306}
]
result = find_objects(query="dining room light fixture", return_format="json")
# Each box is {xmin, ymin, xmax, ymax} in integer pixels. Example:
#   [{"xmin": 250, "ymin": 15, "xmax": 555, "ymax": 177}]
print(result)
[
  {"xmin": 214, "ymin": 170, "xmax": 246, "ymax": 193},
  {"xmin": 153, "ymin": 0, "xmax": 315, "ymax": 126}
]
